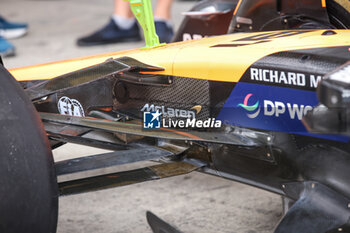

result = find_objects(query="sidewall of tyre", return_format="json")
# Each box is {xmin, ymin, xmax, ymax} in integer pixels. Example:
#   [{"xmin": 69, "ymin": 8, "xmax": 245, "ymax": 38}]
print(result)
[
  {"xmin": 0, "ymin": 65, "xmax": 58, "ymax": 233},
  {"xmin": 327, "ymin": 0, "xmax": 350, "ymax": 28}
]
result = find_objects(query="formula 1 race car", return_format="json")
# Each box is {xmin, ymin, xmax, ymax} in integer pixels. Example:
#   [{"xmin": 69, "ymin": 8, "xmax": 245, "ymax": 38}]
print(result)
[{"xmin": 0, "ymin": 0, "xmax": 350, "ymax": 233}]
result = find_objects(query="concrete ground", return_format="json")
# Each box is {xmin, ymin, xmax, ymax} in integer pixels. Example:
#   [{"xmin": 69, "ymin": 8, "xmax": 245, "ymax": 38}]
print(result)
[{"xmin": 2, "ymin": 0, "xmax": 281, "ymax": 232}]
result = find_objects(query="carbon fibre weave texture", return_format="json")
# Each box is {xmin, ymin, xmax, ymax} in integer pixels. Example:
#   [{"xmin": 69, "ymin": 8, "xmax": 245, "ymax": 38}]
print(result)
[{"xmin": 113, "ymin": 76, "xmax": 211, "ymax": 120}]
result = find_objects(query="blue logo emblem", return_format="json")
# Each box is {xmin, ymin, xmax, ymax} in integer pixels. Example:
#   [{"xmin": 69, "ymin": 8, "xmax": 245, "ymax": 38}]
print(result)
[{"xmin": 143, "ymin": 111, "xmax": 162, "ymax": 129}]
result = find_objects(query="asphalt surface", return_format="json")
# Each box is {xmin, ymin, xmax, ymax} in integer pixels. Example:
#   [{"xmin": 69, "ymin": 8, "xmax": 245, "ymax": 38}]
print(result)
[{"xmin": 2, "ymin": 0, "xmax": 281, "ymax": 232}]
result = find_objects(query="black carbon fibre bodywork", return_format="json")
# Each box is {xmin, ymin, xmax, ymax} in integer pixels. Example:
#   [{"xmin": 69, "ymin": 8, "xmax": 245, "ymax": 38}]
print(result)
[
  {"xmin": 5, "ymin": 0, "xmax": 350, "ymax": 231},
  {"xmin": 22, "ymin": 44, "xmax": 350, "ymax": 232},
  {"xmin": 211, "ymin": 46, "xmax": 350, "ymax": 194},
  {"xmin": 173, "ymin": 0, "xmax": 350, "ymax": 44},
  {"xmin": 229, "ymin": 0, "xmax": 332, "ymax": 33},
  {"xmin": 240, "ymin": 46, "xmax": 350, "ymax": 91},
  {"xmin": 32, "ymin": 46, "xmax": 350, "ymax": 198},
  {"xmin": 113, "ymin": 76, "xmax": 235, "ymax": 121}
]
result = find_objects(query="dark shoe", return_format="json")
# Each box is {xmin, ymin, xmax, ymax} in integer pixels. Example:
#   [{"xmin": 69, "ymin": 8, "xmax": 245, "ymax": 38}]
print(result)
[
  {"xmin": 155, "ymin": 21, "xmax": 174, "ymax": 43},
  {"xmin": 0, "ymin": 16, "xmax": 28, "ymax": 39},
  {"xmin": 77, "ymin": 19, "xmax": 141, "ymax": 46}
]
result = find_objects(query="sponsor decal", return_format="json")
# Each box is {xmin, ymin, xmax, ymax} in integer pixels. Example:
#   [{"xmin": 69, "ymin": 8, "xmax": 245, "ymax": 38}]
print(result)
[
  {"xmin": 191, "ymin": 105, "xmax": 202, "ymax": 114},
  {"xmin": 217, "ymin": 82, "xmax": 348, "ymax": 141},
  {"xmin": 263, "ymin": 101, "xmax": 313, "ymax": 120},
  {"xmin": 141, "ymin": 103, "xmax": 221, "ymax": 129},
  {"xmin": 249, "ymin": 68, "xmax": 322, "ymax": 89},
  {"xmin": 237, "ymin": 93, "xmax": 313, "ymax": 121},
  {"xmin": 141, "ymin": 103, "xmax": 196, "ymax": 119},
  {"xmin": 238, "ymin": 94, "xmax": 260, "ymax": 118},
  {"xmin": 57, "ymin": 96, "xmax": 85, "ymax": 117}
]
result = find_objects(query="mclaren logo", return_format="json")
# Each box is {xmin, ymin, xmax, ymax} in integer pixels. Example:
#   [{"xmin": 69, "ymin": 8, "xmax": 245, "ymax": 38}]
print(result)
[
  {"xmin": 238, "ymin": 94, "xmax": 261, "ymax": 118},
  {"xmin": 191, "ymin": 105, "xmax": 202, "ymax": 114},
  {"xmin": 141, "ymin": 104, "xmax": 201, "ymax": 119}
]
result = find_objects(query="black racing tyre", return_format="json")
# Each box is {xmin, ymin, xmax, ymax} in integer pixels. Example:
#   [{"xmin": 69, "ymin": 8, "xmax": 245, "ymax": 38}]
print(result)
[
  {"xmin": 327, "ymin": 0, "xmax": 350, "ymax": 28},
  {"xmin": 0, "ymin": 65, "xmax": 58, "ymax": 233}
]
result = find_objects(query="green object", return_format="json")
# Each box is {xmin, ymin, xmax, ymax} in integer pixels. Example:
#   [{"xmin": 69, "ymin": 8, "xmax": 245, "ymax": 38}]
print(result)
[{"xmin": 126, "ymin": 0, "xmax": 165, "ymax": 49}]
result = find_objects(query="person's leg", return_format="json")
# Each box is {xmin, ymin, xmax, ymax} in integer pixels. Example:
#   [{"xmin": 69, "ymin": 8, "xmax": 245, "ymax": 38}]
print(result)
[
  {"xmin": 77, "ymin": 0, "xmax": 174, "ymax": 46},
  {"xmin": 114, "ymin": 0, "xmax": 133, "ymax": 19},
  {"xmin": 77, "ymin": 0, "xmax": 141, "ymax": 46},
  {"xmin": 154, "ymin": 0, "xmax": 173, "ymax": 20},
  {"xmin": 112, "ymin": 0, "xmax": 136, "ymax": 30},
  {"xmin": 154, "ymin": 0, "xmax": 174, "ymax": 43}
]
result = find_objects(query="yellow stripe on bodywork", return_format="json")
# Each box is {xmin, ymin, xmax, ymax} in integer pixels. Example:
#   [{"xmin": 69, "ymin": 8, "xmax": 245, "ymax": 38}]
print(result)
[
  {"xmin": 10, "ymin": 30, "xmax": 350, "ymax": 83},
  {"xmin": 233, "ymin": 0, "xmax": 243, "ymax": 15}
]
